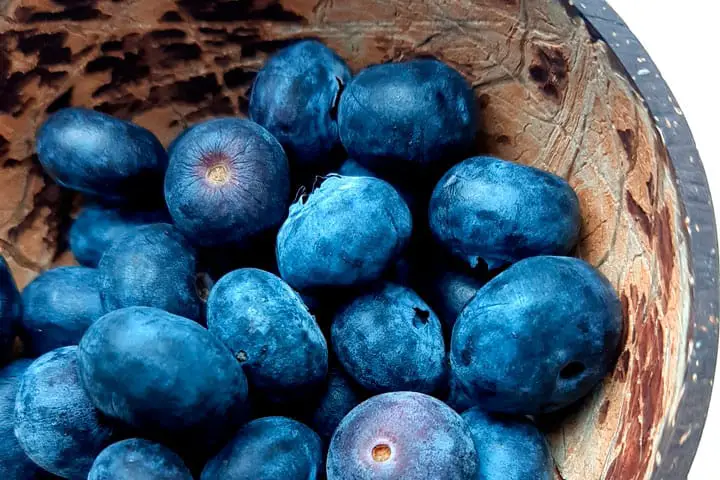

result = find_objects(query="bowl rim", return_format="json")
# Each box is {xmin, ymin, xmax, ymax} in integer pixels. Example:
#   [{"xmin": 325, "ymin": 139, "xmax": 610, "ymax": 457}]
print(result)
[{"xmin": 572, "ymin": 1, "xmax": 719, "ymax": 477}]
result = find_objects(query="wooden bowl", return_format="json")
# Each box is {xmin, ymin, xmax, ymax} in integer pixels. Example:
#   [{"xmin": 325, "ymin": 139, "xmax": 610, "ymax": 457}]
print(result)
[{"xmin": 0, "ymin": 0, "xmax": 717, "ymax": 478}]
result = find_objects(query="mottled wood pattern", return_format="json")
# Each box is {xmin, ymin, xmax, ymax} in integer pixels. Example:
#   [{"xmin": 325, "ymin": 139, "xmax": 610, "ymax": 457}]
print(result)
[{"xmin": 0, "ymin": 1, "xmax": 692, "ymax": 478}]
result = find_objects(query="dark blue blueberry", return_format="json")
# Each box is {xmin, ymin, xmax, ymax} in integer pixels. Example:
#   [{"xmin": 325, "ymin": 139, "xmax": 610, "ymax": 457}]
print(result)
[
  {"xmin": 337, "ymin": 158, "xmax": 374, "ymax": 177},
  {"xmin": 327, "ymin": 392, "xmax": 477, "ymax": 479},
  {"xmin": 406, "ymin": 236, "xmax": 493, "ymax": 331},
  {"xmin": 336, "ymin": 158, "xmax": 420, "ymax": 213},
  {"xmin": 77, "ymin": 307, "xmax": 249, "ymax": 454},
  {"xmin": 164, "ymin": 118, "xmax": 290, "ymax": 247},
  {"xmin": 338, "ymin": 59, "xmax": 476, "ymax": 177},
  {"xmin": 419, "ymin": 269, "xmax": 487, "ymax": 330},
  {"xmin": 99, "ymin": 223, "xmax": 202, "ymax": 321},
  {"xmin": 20, "ymin": 266, "xmax": 104, "ymax": 356},
  {"xmin": 250, "ymin": 40, "xmax": 352, "ymax": 176},
  {"xmin": 310, "ymin": 367, "xmax": 365, "ymax": 443},
  {"xmin": 1, "ymin": 360, "xmax": 52, "ymax": 478},
  {"xmin": 450, "ymin": 256, "xmax": 623, "ymax": 414},
  {"xmin": 70, "ymin": 204, "xmax": 170, "ymax": 267},
  {"xmin": 331, "ymin": 283, "xmax": 446, "ymax": 394},
  {"xmin": 207, "ymin": 268, "xmax": 328, "ymax": 402},
  {"xmin": 36, "ymin": 108, "xmax": 167, "ymax": 203},
  {"xmin": 14, "ymin": 346, "xmax": 115, "ymax": 478},
  {"xmin": 462, "ymin": 408, "xmax": 553, "ymax": 480},
  {"xmin": 201, "ymin": 416, "xmax": 323, "ymax": 480},
  {"xmin": 88, "ymin": 439, "xmax": 193, "ymax": 480},
  {"xmin": 442, "ymin": 369, "xmax": 476, "ymax": 413},
  {"xmin": 429, "ymin": 156, "xmax": 581, "ymax": 269},
  {"xmin": 277, "ymin": 176, "xmax": 412, "ymax": 291},
  {"xmin": 0, "ymin": 256, "xmax": 21, "ymax": 358}
]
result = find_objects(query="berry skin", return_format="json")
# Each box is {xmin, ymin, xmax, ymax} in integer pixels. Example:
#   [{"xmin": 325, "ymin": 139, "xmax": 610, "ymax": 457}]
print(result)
[
  {"xmin": 88, "ymin": 439, "xmax": 193, "ymax": 480},
  {"xmin": 331, "ymin": 283, "xmax": 446, "ymax": 394},
  {"xmin": 20, "ymin": 266, "xmax": 104, "ymax": 356},
  {"xmin": 327, "ymin": 392, "xmax": 477, "ymax": 479},
  {"xmin": 77, "ymin": 307, "xmax": 249, "ymax": 455},
  {"xmin": 339, "ymin": 59, "xmax": 476, "ymax": 177},
  {"xmin": 70, "ymin": 203, "xmax": 170, "ymax": 267},
  {"xmin": 418, "ymin": 269, "xmax": 487, "ymax": 331},
  {"xmin": 461, "ymin": 407, "xmax": 553, "ymax": 480},
  {"xmin": 14, "ymin": 346, "xmax": 116, "ymax": 479},
  {"xmin": 0, "ymin": 360, "xmax": 53, "ymax": 479},
  {"xmin": 430, "ymin": 156, "xmax": 581, "ymax": 269},
  {"xmin": 0, "ymin": 256, "xmax": 21, "ymax": 359},
  {"xmin": 164, "ymin": 118, "xmax": 290, "ymax": 247},
  {"xmin": 98, "ymin": 223, "xmax": 202, "ymax": 321},
  {"xmin": 441, "ymin": 367, "xmax": 477, "ymax": 414},
  {"xmin": 337, "ymin": 158, "xmax": 375, "ymax": 177},
  {"xmin": 310, "ymin": 367, "xmax": 366, "ymax": 443},
  {"xmin": 277, "ymin": 175, "xmax": 412, "ymax": 291},
  {"xmin": 206, "ymin": 268, "xmax": 328, "ymax": 403},
  {"xmin": 36, "ymin": 108, "xmax": 167, "ymax": 202},
  {"xmin": 337, "ymin": 158, "xmax": 420, "ymax": 214},
  {"xmin": 451, "ymin": 256, "xmax": 623, "ymax": 414},
  {"xmin": 201, "ymin": 416, "xmax": 323, "ymax": 480},
  {"xmin": 250, "ymin": 40, "xmax": 352, "ymax": 176}
]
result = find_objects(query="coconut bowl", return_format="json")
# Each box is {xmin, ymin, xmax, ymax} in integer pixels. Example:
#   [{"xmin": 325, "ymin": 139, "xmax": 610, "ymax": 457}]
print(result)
[{"xmin": 0, "ymin": 0, "xmax": 717, "ymax": 478}]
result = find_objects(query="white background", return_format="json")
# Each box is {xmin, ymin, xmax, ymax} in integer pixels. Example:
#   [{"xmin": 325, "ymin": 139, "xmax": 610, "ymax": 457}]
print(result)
[{"xmin": 608, "ymin": 1, "xmax": 719, "ymax": 478}]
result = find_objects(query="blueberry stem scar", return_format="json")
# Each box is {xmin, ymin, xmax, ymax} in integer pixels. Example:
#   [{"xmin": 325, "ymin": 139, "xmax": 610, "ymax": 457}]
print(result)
[
  {"xmin": 206, "ymin": 164, "xmax": 230, "ymax": 185},
  {"xmin": 372, "ymin": 444, "xmax": 391, "ymax": 462}
]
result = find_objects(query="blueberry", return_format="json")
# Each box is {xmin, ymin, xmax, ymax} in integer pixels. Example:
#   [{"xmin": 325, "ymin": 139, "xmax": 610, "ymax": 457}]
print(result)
[
  {"xmin": 337, "ymin": 158, "xmax": 375, "ymax": 177},
  {"xmin": 14, "ymin": 346, "xmax": 115, "ymax": 478},
  {"xmin": 462, "ymin": 408, "xmax": 553, "ymax": 480},
  {"xmin": 36, "ymin": 108, "xmax": 167, "ymax": 203},
  {"xmin": 206, "ymin": 268, "xmax": 328, "ymax": 402},
  {"xmin": 250, "ymin": 40, "xmax": 352, "ymax": 175},
  {"xmin": 70, "ymin": 204, "xmax": 170, "ymax": 267},
  {"xmin": 0, "ymin": 256, "xmax": 21, "ymax": 358},
  {"xmin": 99, "ymin": 223, "xmax": 202, "ymax": 321},
  {"xmin": 450, "ymin": 256, "xmax": 623, "ymax": 414},
  {"xmin": 419, "ymin": 269, "xmax": 487, "ymax": 330},
  {"xmin": 310, "ymin": 367, "xmax": 366, "ymax": 442},
  {"xmin": 77, "ymin": 307, "xmax": 248, "ymax": 453},
  {"xmin": 444, "ymin": 371, "xmax": 476, "ymax": 413},
  {"xmin": 201, "ymin": 416, "xmax": 323, "ymax": 480},
  {"xmin": 429, "ymin": 156, "xmax": 581, "ymax": 269},
  {"xmin": 408, "ymin": 238, "xmax": 493, "ymax": 330},
  {"xmin": 338, "ymin": 59, "xmax": 476, "ymax": 177},
  {"xmin": 88, "ymin": 439, "xmax": 193, "ymax": 480},
  {"xmin": 337, "ymin": 158, "xmax": 420, "ymax": 213},
  {"xmin": 327, "ymin": 392, "xmax": 477, "ymax": 479},
  {"xmin": 20, "ymin": 266, "xmax": 104, "ymax": 356},
  {"xmin": 277, "ymin": 176, "xmax": 412, "ymax": 291},
  {"xmin": 165, "ymin": 118, "xmax": 290, "ymax": 247},
  {"xmin": 1, "ymin": 360, "xmax": 52, "ymax": 478},
  {"xmin": 332, "ymin": 283, "xmax": 446, "ymax": 394}
]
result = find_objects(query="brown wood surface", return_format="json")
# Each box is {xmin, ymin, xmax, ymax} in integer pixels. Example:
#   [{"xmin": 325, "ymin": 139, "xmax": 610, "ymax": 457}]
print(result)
[{"xmin": 0, "ymin": 1, "xmax": 693, "ymax": 478}]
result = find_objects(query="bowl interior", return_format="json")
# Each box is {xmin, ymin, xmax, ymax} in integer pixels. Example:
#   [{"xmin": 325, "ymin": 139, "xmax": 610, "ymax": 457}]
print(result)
[{"xmin": 0, "ymin": 0, "xmax": 692, "ymax": 478}]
